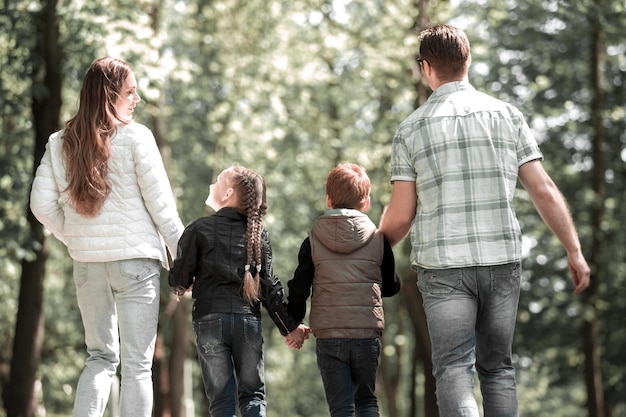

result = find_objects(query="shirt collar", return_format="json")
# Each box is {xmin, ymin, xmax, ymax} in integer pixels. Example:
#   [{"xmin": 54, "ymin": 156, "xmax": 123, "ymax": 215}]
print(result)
[{"xmin": 432, "ymin": 80, "xmax": 476, "ymax": 97}]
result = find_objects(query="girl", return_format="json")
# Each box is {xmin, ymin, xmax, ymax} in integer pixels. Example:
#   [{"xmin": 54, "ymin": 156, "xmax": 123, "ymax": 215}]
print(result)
[
  {"xmin": 30, "ymin": 57, "xmax": 184, "ymax": 417},
  {"xmin": 169, "ymin": 166, "xmax": 308, "ymax": 417}
]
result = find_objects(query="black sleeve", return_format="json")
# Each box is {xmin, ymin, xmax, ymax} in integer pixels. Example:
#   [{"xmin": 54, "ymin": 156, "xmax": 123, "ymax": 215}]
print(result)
[
  {"xmin": 168, "ymin": 221, "xmax": 198, "ymax": 293},
  {"xmin": 286, "ymin": 237, "xmax": 315, "ymax": 322},
  {"xmin": 381, "ymin": 236, "xmax": 401, "ymax": 297},
  {"xmin": 259, "ymin": 229, "xmax": 300, "ymax": 336}
]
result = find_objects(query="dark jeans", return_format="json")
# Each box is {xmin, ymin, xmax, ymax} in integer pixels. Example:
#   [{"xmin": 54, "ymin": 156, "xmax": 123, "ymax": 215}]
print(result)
[
  {"xmin": 193, "ymin": 313, "xmax": 266, "ymax": 417},
  {"xmin": 316, "ymin": 338, "xmax": 381, "ymax": 417}
]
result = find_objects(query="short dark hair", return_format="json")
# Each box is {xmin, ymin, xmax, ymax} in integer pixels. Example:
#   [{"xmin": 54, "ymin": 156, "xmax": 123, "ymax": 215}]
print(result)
[{"xmin": 419, "ymin": 24, "xmax": 471, "ymax": 81}]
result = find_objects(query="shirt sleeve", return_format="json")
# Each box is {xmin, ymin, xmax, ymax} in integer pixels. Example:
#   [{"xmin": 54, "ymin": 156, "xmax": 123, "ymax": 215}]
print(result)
[
  {"xmin": 286, "ymin": 237, "xmax": 314, "ymax": 322},
  {"xmin": 381, "ymin": 236, "xmax": 401, "ymax": 297},
  {"xmin": 515, "ymin": 113, "xmax": 544, "ymax": 166},
  {"xmin": 390, "ymin": 124, "xmax": 418, "ymax": 183}
]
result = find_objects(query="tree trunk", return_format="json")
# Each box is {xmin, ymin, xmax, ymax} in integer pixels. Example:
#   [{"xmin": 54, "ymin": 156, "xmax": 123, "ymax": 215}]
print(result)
[
  {"xmin": 8, "ymin": 0, "xmax": 61, "ymax": 416},
  {"xmin": 379, "ymin": 332, "xmax": 400, "ymax": 417},
  {"xmin": 148, "ymin": 48, "xmax": 189, "ymax": 417},
  {"xmin": 583, "ymin": 0, "xmax": 606, "ymax": 416},
  {"xmin": 170, "ymin": 304, "xmax": 190, "ymax": 417},
  {"xmin": 405, "ymin": 2, "xmax": 437, "ymax": 414},
  {"xmin": 154, "ymin": 297, "xmax": 190, "ymax": 417},
  {"xmin": 401, "ymin": 260, "xmax": 437, "ymax": 417},
  {"xmin": 153, "ymin": 322, "xmax": 171, "ymax": 417},
  {"xmin": 140, "ymin": 1, "xmax": 192, "ymax": 414},
  {"xmin": 412, "ymin": 0, "xmax": 432, "ymax": 111},
  {"xmin": 151, "ymin": 109, "xmax": 188, "ymax": 417},
  {"xmin": 8, "ymin": 225, "xmax": 47, "ymax": 417}
]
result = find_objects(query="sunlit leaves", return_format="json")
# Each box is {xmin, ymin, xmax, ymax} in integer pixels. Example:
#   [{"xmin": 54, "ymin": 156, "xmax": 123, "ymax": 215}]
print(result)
[{"xmin": 3, "ymin": 0, "xmax": 625, "ymax": 414}]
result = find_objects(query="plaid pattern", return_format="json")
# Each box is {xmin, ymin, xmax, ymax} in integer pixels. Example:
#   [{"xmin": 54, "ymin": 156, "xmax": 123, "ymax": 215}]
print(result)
[{"xmin": 390, "ymin": 82, "xmax": 543, "ymax": 269}]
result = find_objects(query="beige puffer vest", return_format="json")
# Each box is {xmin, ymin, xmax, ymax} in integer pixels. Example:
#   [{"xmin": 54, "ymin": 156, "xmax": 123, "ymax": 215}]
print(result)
[{"xmin": 309, "ymin": 209, "xmax": 385, "ymax": 339}]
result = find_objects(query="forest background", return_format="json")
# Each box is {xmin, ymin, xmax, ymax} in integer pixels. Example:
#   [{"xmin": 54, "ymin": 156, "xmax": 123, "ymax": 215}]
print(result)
[{"xmin": 0, "ymin": 0, "xmax": 624, "ymax": 416}]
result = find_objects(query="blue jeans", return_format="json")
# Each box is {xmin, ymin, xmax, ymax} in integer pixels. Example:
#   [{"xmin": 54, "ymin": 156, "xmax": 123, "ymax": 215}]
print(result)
[
  {"xmin": 417, "ymin": 263, "xmax": 521, "ymax": 417},
  {"xmin": 193, "ymin": 313, "xmax": 266, "ymax": 417},
  {"xmin": 72, "ymin": 258, "xmax": 161, "ymax": 417},
  {"xmin": 316, "ymin": 338, "xmax": 381, "ymax": 417}
]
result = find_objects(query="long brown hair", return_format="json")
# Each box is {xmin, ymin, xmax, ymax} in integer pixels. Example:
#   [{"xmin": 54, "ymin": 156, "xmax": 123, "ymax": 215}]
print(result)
[
  {"xmin": 62, "ymin": 57, "xmax": 133, "ymax": 217},
  {"xmin": 230, "ymin": 166, "xmax": 267, "ymax": 304}
]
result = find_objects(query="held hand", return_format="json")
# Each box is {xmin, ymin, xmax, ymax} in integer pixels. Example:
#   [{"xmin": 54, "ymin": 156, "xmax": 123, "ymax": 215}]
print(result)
[
  {"xmin": 284, "ymin": 337, "xmax": 301, "ymax": 350},
  {"xmin": 568, "ymin": 251, "xmax": 591, "ymax": 295},
  {"xmin": 170, "ymin": 285, "xmax": 192, "ymax": 302},
  {"xmin": 170, "ymin": 286, "xmax": 187, "ymax": 296},
  {"xmin": 285, "ymin": 324, "xmax": 311, "ymax": 350}
]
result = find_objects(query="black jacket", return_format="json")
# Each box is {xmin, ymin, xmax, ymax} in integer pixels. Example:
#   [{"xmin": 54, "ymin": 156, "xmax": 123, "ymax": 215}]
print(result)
[{"xmin": 168, "ymin": 207, "xmax": 299, "ymax": 335}]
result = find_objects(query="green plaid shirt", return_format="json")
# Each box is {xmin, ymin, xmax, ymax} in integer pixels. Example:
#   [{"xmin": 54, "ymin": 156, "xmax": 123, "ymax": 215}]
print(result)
[{"xmin": 390, "ymin": 81, "xmax": 543, "ymax": 269}]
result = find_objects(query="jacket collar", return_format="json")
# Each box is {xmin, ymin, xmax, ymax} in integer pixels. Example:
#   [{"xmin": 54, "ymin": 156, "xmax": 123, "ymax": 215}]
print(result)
[{"xmin": 214, "ymin": 206, "xmax": 246, "ymax": 221}]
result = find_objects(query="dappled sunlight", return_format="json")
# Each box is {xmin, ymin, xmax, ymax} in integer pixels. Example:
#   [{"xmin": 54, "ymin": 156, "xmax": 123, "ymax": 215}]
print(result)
[{"xmin": 2, "ymin": 0, "xmax": 625, "ymax": 415}]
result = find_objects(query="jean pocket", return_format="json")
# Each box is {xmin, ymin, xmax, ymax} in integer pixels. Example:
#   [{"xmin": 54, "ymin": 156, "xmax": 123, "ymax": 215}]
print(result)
[
  {"xmin": 491, "ymin": 262, "xmax": 521, "ymax": 297},
  {"xmin": 354, "ymin": 339, "xmax": 381, "ymax": 369},
  {"xmin": 243, "ymin": 316, "xmax": 263, "ymax": 349},
  {"xmin": 119, "ymin": 258, "xmax": 160, "ymax": 282},
  {"xmin": 316, "ymin": 339, "xmax": 343, "ymax": 370},
  {"xmin": 417, "ymin": 268, "xmax": 462, "ymax": 296},
  {"xmin": 194, "ymin": 317, "xmax": 223, "ymax": 353}
]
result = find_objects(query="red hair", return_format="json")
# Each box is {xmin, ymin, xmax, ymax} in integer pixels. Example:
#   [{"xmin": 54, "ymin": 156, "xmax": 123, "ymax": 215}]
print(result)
[{"xmin": 326, "ymin": 163, "xmax": 370, "ymax": 209}]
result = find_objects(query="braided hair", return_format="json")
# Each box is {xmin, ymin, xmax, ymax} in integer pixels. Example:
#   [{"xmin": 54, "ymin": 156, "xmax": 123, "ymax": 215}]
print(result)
[{"xmin": 230, "ymin": 166, "xmax": 267, "ymax": 304}]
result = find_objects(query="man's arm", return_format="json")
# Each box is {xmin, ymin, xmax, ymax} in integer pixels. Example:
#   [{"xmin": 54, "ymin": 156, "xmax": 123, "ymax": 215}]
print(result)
[
  {"xmin": 518, "ymin": 160, "xmax": 590, "ymax": 294},
  {"xmin": 379, "ymin": 181, "xmax": 417, "ymax": 247}
]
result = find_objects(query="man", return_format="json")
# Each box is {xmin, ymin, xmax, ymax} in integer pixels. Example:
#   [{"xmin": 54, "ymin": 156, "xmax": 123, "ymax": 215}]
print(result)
[{"xmin": 379, "ymin": 24, "xmax": 590, "ymax": 417}]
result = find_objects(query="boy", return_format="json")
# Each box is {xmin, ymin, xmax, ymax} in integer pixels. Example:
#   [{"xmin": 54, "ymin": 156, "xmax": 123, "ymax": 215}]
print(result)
[{"xmin": 286, "ymin": 163, "xmax": 400, "ymax": 417}]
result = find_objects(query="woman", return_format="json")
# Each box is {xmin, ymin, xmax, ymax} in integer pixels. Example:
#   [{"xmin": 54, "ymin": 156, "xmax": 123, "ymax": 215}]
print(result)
[{"xmin": 30, "ymin": 57, "xmax": 184, "ymax": 417}]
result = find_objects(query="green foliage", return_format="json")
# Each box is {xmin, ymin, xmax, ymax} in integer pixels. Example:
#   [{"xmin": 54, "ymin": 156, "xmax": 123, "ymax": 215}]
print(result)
[
  {"xmin": 2, "ymin": 0, "xmax": 625, "ymax": 415},
  {"xmin": 0, "ymin": 2, "xmax": 36, "ymax": 413},
  {"xmin": 38, "ymin": 240, "xmax": 82, "ymax": 414}
]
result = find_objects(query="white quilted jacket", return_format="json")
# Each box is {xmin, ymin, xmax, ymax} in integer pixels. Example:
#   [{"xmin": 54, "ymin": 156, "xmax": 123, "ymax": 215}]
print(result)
[{"xmin": 30, "ymin": 122, "xmax": 184, "ymax": 269}]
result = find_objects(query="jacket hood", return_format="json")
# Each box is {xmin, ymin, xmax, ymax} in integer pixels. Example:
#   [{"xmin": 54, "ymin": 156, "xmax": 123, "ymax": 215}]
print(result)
[{"xmin": 310, "ymin": 209, "xmax": 377, "ymax": 255}]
